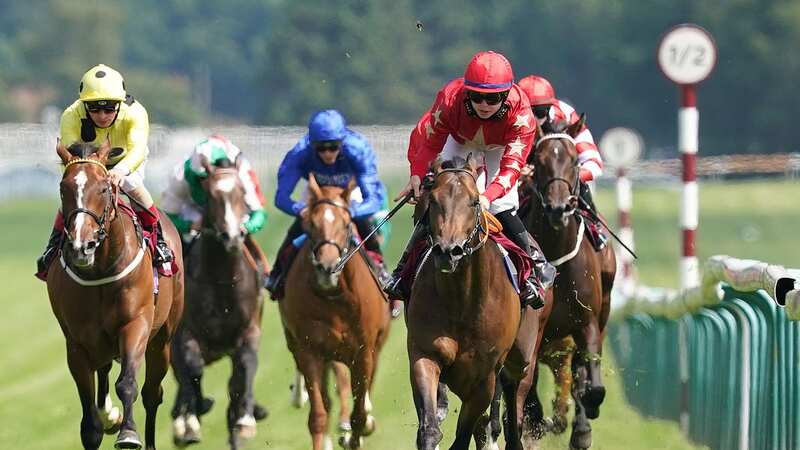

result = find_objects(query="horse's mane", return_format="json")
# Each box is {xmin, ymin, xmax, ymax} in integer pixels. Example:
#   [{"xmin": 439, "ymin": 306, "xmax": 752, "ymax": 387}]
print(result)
[
  {"xmin": 62, "ymin": 143, "xmax": 100, "ymax": 164},
  {"xmin": 542, "ymin": 119, "xmax": 569, "ymax": 135}
]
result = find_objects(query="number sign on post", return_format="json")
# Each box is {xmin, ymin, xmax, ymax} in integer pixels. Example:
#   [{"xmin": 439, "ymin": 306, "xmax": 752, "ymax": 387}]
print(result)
[{"xmin": 657, "ymin": 24, "xmax": 717, "ymax": 291}]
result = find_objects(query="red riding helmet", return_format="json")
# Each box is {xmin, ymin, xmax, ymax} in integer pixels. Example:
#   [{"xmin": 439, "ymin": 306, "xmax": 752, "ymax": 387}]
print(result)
[
  {"xmin": 518, "ymin": 75, "xmax": 556, "ymax": 106},
  {"xmin": 463, "ymin": 51, "xmax": 514, "ymax": 93}
]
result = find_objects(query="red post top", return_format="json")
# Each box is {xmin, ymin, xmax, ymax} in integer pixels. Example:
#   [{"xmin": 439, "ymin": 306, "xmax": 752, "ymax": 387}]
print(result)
[{"xmin": 681, "ymin": 84, "xmax": 697, "ymax": 107}]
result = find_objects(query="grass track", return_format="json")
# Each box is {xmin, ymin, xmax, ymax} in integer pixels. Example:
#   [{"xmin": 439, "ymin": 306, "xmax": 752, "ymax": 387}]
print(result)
[{"xmin": 5, "ymin": 179, "xmax": 795, "ymax": 449}]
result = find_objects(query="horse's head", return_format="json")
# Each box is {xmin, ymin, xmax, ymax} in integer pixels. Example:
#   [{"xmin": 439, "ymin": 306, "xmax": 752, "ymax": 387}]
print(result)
[
  {"xmin": 56, "ymin": 140, "xmax": 116, "ymax": 268},
  {"xmin": 302, "ymin": 173, "xmax": 354, "ymax": 289},
  {"xmin": 200, "ymin": 157, "xmax": 249, "ymax": 252},
  {"xmin": 427, "ymin": 154, "xmax": 483, "ymax": 273},
  {"xmin": 531, "ymin": 115, "xmax": 585, "ymax": 230}
]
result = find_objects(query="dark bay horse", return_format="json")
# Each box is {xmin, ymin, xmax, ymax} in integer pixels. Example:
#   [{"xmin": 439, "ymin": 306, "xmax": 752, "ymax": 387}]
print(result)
[
  {"xmin": 47, "ymin": 142, "xmax": 184, "ymax": 450},
  {"xmin": 279, "ymin": 174, "xmax": 390, "ymax": 450},
  {"xmin": 407, "ymin": 155, "xmax": 544, "ymax": 450},
  {"xmin": 170, "ymin": 159, "xmax": 266, "ymax": 449},
  {"xmin": 519, "ymin": 119, "xmax": 616, "ymax": 449}
]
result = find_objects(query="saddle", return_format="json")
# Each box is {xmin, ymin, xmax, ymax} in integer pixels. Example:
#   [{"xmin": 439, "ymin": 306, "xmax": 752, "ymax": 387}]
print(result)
[{"xmin": 116, "ymin": 202, "xmax": 179, "ymax": 278}]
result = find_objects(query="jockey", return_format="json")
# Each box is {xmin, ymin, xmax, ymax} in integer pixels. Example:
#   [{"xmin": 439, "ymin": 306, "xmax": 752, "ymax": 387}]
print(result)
[
  {"xmin": 385, "ymin": 51, "xmax": 556, "ymax": 309},
  {"xmin": 35, "ymin": 64, "xmax": 173, "ymax": 281},
  {"xmin": 518, "ymin": 75, "xmax": 607, "ymax": 247},
  {"xmin": 265, "ymin": 109, "xmax": 390, "ymax": 300},
  {"xmin": 160, "ymin": 135, "xmax": 267, "ymax": 246}
]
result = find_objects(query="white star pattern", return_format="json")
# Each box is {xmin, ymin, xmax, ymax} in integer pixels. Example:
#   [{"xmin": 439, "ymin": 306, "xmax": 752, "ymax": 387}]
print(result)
[
  {"xmin": 496, "ymin": 173, "xmax": 513, "ymax": 189},
  {"xmin": 425, "ymin": 122, "xmax": 434, "ymax": 139},
  {"xmin": 507, "ymin": 137, "xmax": 526, "ymax": 156},
  {"xmin": 460, "ymin": 126, "xmax": 487, "ymax": 151},
  {"xmin": 432, "ymin": 108, "xmax": 443, "ymax": 126},
  {"xmin": 513, "ymin": 114, "xmax": 530, "ymax": 129}
]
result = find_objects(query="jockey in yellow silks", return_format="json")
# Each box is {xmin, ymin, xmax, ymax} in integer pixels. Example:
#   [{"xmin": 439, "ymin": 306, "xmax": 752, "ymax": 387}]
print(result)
[{"xmin": 35, "ymin": 64, "xmax": 173, "ymax": 280}]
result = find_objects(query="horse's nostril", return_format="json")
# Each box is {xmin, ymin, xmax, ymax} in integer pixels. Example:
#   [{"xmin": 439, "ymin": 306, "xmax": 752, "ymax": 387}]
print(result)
[
  {"xmin": 221, "ymin": 231, "xmax": 230, "ymax": 241},
  {"xmin": 86, "ymin": 240, "xmax": 98, "ymax": 250},
  {"xmin": 449, "ymin": 245, "xmax": 465, "ymax": 258}
]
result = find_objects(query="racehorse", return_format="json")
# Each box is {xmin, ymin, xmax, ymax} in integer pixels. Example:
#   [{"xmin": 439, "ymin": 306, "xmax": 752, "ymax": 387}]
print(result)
[
  {"xmin": 47, "ymin": 141, "xmax": 184, "ymax": 450},
  {"xmin": 279, "ymin": 174, "xmax": 390, "ymax": 450},
  {"xmin": 407, "ymin": 155, "xmax": 544, "ymax": 450},
  {"xmin": 519, "ymin": 118, "xmax": 617, "ymax": 449},
  {"xmin": 170, "ymin": 158, "xmax": 267, "ymax": 449}
]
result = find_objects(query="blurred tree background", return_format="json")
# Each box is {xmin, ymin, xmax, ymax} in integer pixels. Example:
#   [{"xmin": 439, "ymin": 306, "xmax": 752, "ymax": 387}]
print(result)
[{"xmin": 0, "ymin": 0, "xmax": 798, "ymax": 155}]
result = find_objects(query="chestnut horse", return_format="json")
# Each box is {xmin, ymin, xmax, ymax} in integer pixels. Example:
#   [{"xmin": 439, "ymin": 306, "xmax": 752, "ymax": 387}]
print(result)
[
  {"xmin": 47, "ymin": 142, "xmax": 184, "ymax": 450},
  {"xmin": 519, "ymin": 119, "xmax": 616, "ymax": 450},
  {"xmin": 279, "ymin": 174, "xmax": 390, "ymax": 450},
  {"xmin": 170, "ymin": 159, "xmax": 266, "ymax": 449},
  {"xmin": 407, "ymin": 155, "xmax": 545, "ymax": 450}
]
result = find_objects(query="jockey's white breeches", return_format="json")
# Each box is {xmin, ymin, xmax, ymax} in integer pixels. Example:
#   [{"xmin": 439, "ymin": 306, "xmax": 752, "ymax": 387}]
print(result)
[{"xmin": 440, "ymin": 135, "xmax": 518, "ymax": 214}]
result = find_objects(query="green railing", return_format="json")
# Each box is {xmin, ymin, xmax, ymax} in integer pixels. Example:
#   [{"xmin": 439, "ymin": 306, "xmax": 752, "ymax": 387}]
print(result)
[{"xmin": 610, "ymin": 285, "xmax": 800, "ymax": 450}]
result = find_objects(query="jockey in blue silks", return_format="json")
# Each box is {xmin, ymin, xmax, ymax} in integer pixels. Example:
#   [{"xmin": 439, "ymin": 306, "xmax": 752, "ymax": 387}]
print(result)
[{"xmin": 265, "ymin": 109, "xmax": 391, "ymax": 300}]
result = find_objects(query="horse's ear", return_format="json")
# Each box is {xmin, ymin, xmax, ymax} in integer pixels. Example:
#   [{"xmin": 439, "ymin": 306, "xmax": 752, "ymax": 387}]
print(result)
[
  {"xmin": 535, "ymin": 117, "xmax": 545, "ymax": 142},
  {"xmin": 201, "ymin": 157, "xmax": 214, "ymax": 177},
  {"xmin": 96, "ymin": 136, "xmax": 112, "ymax": 162},
  {"xmin": 56, "ymin": 139, "xmax": 72, "ymax": 164},
  {"xmin": 234, "ymin": 153, "xmax": 243, "ymax": 169},
  {"xmin": 465, "ymin": 152, "xmax": 479, "ymax": 176},
  {"xmin": 307, "ymin": 172, "xmax": 323, "ymax": 201},
  {"xmin": 431, "ymin": 156, "xmax": 445, "ymax": 174},
  {"xmin": 566, "ymin": 113, "xmax": 587, "ymax": 139},
  {"xmin": 343, "ymin": 177, "xmax": 357, "ymax": 202}
]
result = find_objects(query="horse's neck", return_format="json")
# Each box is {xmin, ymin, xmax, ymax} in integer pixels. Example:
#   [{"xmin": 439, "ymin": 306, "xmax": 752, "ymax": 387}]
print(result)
[
  {"xmin": 199, "ymin": 233, "xmax": 247, "ymax": 277},
  {"xmin": 525, "ymin": 205, "xmax": 580, "ymax": 261},
  {"xmin": 434, "ymin": 243, "xmax": 498, "ymax": 304}
]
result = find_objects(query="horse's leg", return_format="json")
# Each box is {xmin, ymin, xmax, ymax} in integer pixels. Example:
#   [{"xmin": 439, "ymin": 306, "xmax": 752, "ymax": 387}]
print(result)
[
  {"xmin": 296, "ymin": 351, "xmax": 331, "ymax": 450},
  {"xmin": 409, "ymin": 356, "xmax": 443, "ymax": 450},
  {"xmin": 115, "ymin": 318, "xmax": 150, "ymax": 449},
  {"xmin": 451, "ymin": 373, "xmax": 496, "ymax": 450},
  {"xmin": 169, "ymin": 328, "xmax": 205, "ymax": 445},
  {"xmin": 522, "ymin": 362, "xmax": 546, "ymax": 443},
  {"xmin": 341, "ymin": 353, "xmax": 375, "ymax": 449},
  {"xmin": 141, "ymin": 329, "xmax": 171, "ymax": 450},
  {"xmin": 227, "ymin": 329, "xmax": 260, "ymax": 449},
  {"xmin": 487, "ymin": 382, "xmax": 502, "ymax": 445},
  {"xmin": 436, "ymin": 382, "xmax": 449, "ymax": 425},
  {"xmin": 96, "ymin": 362, "xmax": 122, "ymax": 434},
  {"xmin": 548, "ymin": 343, "xmax": 574, "ymax": 434},
  {"xmin": 66, "ymin": 342, "xmax": 103, "ymax": 450},
  {"xmin": 332, "ymin": 361, "xmax": 352, "ymax": 432},
  {"xmin": 498, "ymin": 368, "xmax": 526, "ymax": 450},
  {"xmin": 577, "ymin": 319, "xmax": 605, "ymax": 419},
  {"xmin": 568, "ymin": 349, "xmax": 592, "ymax": 450}
]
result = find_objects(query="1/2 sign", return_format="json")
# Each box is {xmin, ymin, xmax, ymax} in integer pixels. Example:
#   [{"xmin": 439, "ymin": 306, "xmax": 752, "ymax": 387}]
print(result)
[{"xmin": 657, "ymin": 24, "xmax": 717, "ymax": 85}]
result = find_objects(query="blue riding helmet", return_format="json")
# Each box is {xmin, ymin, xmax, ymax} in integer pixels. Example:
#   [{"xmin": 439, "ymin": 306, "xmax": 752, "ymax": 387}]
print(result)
[{"xmin": 308, "ymin": 109, "xmax": 346, "ymax": 142}]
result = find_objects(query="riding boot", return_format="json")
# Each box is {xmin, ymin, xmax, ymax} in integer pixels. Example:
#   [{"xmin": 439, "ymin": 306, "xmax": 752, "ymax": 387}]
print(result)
[
  {"xmin": 264, "ymin": 235, "xmax": 301, "ymax": 300},
  {"xmin": 136, "ymin": 206, "xmax": 174, "ymax": 276},
  {"xmin": 35, "ymin": 211, "xmax": 65, "ymax": 281},
  {"xmin": 383, "ymin": 222, "xmax": 427, "ymax": 301},
  {"xmin": 579, "ymin": 181, "xmax": 598, "ymax": 213}
]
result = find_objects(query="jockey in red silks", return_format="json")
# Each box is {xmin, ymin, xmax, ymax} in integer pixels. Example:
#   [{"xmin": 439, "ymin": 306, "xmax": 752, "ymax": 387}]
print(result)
[
  {"xmin": 518, "ymin": 75, "xmax": 608, "ymax": 248},
  {"xmin": 384, "ymin": 51, "xmax": 556, "ymax": 309}
]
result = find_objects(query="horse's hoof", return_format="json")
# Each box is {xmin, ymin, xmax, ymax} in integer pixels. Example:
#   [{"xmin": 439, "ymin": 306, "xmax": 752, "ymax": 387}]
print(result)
[
  {"xmin": 323, "ymin": 435, "xmax": 334, "ymax": 450},
  {"xmin": 100, "ymin": 401, "xmax": 123, "ymax": 434},
  {"xmin": 253, "ymin": 402, "xmax": 269, "ymax": 421},
  {"xmin": 363, "ymin": 415, "xmax": 376, "ymax": 436},
  {"xmin": 338, "ymin": 431, "xmax": 363, "ymax": 449},
  {"xmin": 290, "ymin": 383, "xmax": 308, "ymax": 408},
  {"xmin": 235, "ymin": 415, "xmax": 257, "ymax": 439},
  {"xmin": 173, "ymin": 414, "xmax": 202, "ymax": 447},
  {"xmin": 199, "ymin": 397, "xmax": 215, "ymax": 416},
  {"xmin": 569, "ymin": 427, "xmax": 592, "ymax": 450},
  {"xmin": 338, "ymin": 420, "xmax": 352, "ymax": 432},
  {"xmin": 115, "ymin": 429, "xmax": 143, "ymax": 449},
  {"xmin": 547, "ymin": 415, "xmax": 569, "ymax": 434}
]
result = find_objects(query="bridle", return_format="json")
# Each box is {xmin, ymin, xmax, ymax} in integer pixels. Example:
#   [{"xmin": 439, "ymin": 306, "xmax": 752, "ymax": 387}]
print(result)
[
  {"xmin": 201, "ymin": 168, "xmax": 245, "ymax": 242},
  {"xmin": 428, "ymin": 167, "xmax": 488, "ymax": 257},
  {"xmin": 307, "ymin": 198, "xmax": 353, "ymax": 268},
  {"xmin": 63, "ymin": 158, "xmax": 118, "ymax": 245},
  {"xmin": 531, "ymin": 133, "xmax": 579, "ymax": 216}
]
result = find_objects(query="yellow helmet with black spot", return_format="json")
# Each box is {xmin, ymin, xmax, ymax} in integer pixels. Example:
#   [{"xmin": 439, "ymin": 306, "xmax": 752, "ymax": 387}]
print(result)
[{"xmin": 79, "ymin": 64, "xmax": 126, "ymax": 103}]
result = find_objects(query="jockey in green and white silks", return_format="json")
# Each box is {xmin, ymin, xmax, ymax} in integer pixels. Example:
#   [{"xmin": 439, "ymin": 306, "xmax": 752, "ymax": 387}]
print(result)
[{"xmin": 161, "ymin": 135, "xmax": 267, "ymax": 244}]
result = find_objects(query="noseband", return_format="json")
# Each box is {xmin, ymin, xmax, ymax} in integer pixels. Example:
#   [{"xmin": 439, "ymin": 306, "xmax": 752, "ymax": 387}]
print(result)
[
  {"xmin": 307, "ymin": 198, "xmax": 353, "ymax": 267},
  {"xmin": 532, "ymin": 133, "xmax": 579, "ymax": 214},
  {"xmin": 63, "ymin": 158, "xmax": 117, "ymax": 244}
]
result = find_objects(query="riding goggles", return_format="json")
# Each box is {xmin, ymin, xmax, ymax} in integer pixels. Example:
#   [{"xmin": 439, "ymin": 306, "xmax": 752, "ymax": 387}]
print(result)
[
  {"xmin": 466, "ymin": 90, "xmax": 508, "ymax": 106},
  {"xmin": 533, "ymin": 105, "xmax": 551, "ymax": 119},
  {"xmin": 85, "ymin": 100, "xmax": 120, "ymax": 112},
  {"xmin": 313, "ymin": 140, "xmax": 342, "ymax": 153}
]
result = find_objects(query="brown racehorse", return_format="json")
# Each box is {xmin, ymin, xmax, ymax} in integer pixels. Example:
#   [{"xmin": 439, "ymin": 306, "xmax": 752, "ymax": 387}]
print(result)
[
  {"xmin": 519, "ymin": 118, "xmax": 616, "ymax": 450},
  {"xmin": 279, "ymin": 174, "xmax": 390, "ymax": 450},
  {"xmin": 170, "ymin": 159, "xmax": 266, "ymax": 449},
  {"xmin": 47, "ymin": 141, "xmax": 184, "ymax": 450},
  {"xmin": 407, "ymin": 155, "xmax": 545, "ymax": 450}
]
